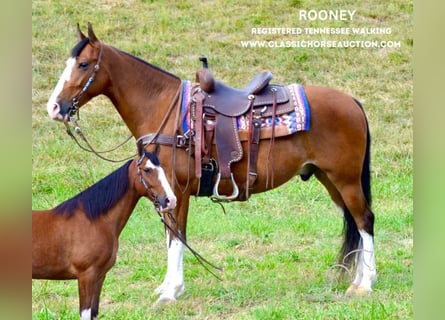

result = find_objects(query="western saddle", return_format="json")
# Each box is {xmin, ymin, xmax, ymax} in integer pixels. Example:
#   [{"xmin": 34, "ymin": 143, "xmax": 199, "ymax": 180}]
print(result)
[{"xmin": 190, "ymin": 57, "xmax": 293, "ymax": 201}]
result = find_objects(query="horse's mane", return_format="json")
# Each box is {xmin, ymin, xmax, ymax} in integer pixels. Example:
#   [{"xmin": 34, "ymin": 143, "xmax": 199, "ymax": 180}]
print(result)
[
  {"xmin": 115, "ymin": 47, "xmax": 181, "ymax": 81},
  {"xmin": 54, "ymin": 160, "xmax": 132, "ymax": 220}
]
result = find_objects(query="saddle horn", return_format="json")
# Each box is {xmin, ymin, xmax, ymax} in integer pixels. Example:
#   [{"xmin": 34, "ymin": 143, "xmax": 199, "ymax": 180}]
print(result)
[
  {"xmin": 195, "ymin": 56, "xmax": 215, "ymax": 92},
  {"xmin": 199, "ymin": 56, "xmax": 209, "ymax": 69}
]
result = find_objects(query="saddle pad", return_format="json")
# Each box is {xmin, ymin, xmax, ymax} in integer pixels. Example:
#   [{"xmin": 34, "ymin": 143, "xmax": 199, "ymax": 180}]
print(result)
[
  {"xmin": 237, "ymin": 83, "xmax": 310, "ymax": 135},
  {"xmin": 181, "ymin": 80, "xmax": 193, "ymax": 133},
  {"xmin": 181, "ymin": 81, "xmax": 310, "ymax": 137}
]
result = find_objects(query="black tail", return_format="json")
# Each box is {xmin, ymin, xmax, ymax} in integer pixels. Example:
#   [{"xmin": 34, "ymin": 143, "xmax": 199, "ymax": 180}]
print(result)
[
  {"xmin": 340, "ymin": 207, "xmax": 361, "ymax": 267},
  {"xmin": 358, "ymin": 98, "xmax": 372, "ymax": 207},
  {"xmin": 340, "ymin": 98, "xmax": 372, "ymax": 267}
]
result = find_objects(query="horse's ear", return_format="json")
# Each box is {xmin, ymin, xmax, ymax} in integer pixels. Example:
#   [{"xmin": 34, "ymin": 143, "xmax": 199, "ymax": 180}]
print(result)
[
  {"xmin": 87, "ymin": 22, "xmax": 99, "ymax": 44},
  {"xmin": 76, "ymin": 23, "xmax": 86, "ymax": 41}
]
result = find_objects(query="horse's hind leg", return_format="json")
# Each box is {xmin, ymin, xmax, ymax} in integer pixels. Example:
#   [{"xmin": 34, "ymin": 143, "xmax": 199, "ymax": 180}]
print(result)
[
  {"xmin": 335, "ymin": 182, "xmax": 376, "ymax": 295},
  {"xmin": 315, "ymin": 170, "xmax": 376, "ymax": 295},
  {"xmin": 314, "ymin": 170, "xmax": 346, "ymax": 211}
]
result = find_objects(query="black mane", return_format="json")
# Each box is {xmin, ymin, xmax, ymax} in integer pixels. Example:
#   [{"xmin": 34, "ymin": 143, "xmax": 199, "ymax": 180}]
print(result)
[
  {"xmin": 54, "ymin": 160, "xmax": 132, "ymax": 220},
  {"xmin": 144, "ymin": 150, "xmax": 160, "ymax": 166}
]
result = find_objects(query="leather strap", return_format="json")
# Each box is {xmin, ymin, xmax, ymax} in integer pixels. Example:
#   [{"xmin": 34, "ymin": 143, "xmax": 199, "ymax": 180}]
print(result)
[
  {"xmin": 136, "ymin": 133, "xmax": 184, "ymax": 156},
  {"xmin": 203, "ymin": 116, "xmax": 215, "ymax": 164},
  {"xmin": 248, "ymin": 109, "xmax": 262, "ymax": 193},
  {"xmin": 193, "ymin": 91, "xmax": 205, "ymax": 178},
  {"xmin": 266, "ymin": 89, "xmax": 278, "ymax": 189}
]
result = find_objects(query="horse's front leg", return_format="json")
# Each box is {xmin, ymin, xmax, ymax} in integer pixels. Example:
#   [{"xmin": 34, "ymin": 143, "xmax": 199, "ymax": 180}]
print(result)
[
  {"xmin": 77, "ymin": 270, "xmax": 99, "ymax": 320},
  {"xmin": 154, "ymin": 195, "xmax": 189, "ymax": 306}
]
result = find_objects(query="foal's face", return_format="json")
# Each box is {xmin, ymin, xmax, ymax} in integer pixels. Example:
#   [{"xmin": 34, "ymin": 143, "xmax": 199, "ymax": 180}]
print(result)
[{"xmin": 137, "ymin": 156, "xmax": 177, "ymax": 212}]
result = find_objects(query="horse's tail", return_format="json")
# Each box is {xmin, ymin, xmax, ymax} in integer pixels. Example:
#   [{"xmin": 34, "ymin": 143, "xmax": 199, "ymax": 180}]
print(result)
[
  {"xmin": 340, "ymin": 98, "xmax": 372, "ymax": 267},
  {"xmin": 360, "ymin": 100, "xmax": 372, "ymax": 206}
]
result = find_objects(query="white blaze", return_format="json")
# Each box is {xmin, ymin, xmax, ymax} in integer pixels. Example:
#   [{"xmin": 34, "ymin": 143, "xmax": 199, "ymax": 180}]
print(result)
[
  {"xmin": 145, "ymin": 159, "xmax": 177, "ymax": 210},
  {"xmin": 47, "ymin": 57, "xmax": 76, "ymax": 119}
]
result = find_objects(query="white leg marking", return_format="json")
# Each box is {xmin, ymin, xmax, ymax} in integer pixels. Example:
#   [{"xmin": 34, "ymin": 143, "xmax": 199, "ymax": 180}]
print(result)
[
  {"xmin": 80, "ymin": 308, "xmax": 91, "ymax": 320},
  {"xmin": 154, "ymin": 237, "xmax": 185, "ymax": 305},
  {"xmin": 350, "ymin": 230, "xmax": 376, "ymax": 294},
  {"xmin": 47, "ymin": 57, "xmax": 75, "ymax": 119}
]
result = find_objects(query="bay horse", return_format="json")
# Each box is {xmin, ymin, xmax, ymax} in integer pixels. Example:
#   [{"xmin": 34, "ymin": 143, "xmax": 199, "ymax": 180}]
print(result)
[
  {"xmin": 45, "ymin": 23, "xmax": 376, "ymax": 305},
  {"xmin": 32, "ymin": 151, "xmax": 177, "ymax": 319}
]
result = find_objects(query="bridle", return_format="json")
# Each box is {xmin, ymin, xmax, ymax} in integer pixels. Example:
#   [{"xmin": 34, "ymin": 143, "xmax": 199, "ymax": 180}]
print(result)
[
  {"xmin": 69, "ymin": 41, "xmax": 103, "ymax": 118},
  {"xmin": 63, "ymin": 41, "xmax": 135, "ymax": 163}
]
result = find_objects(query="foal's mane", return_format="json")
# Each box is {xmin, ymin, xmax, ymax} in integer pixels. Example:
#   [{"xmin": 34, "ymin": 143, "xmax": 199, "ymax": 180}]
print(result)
[{"xmin": 54, "ymin": 160, "xmax": 132, "ymax": 220}]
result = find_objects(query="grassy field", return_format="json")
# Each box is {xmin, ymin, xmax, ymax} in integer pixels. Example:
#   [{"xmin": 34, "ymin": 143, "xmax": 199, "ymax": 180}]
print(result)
[{"xmin": 32, "ymin": 0, "xmax": 412, "ymax": 319}]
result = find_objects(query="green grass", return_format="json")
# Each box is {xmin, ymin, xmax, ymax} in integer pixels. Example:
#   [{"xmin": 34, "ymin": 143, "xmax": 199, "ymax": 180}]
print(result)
[{"xmin": 32, "ymin": 0, "xmax": 412, "ymax": 318}]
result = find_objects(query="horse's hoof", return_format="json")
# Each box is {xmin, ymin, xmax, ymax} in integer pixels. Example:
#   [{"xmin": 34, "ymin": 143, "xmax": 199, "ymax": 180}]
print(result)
[
  {"xmin": 345, "ymin": 284, "xmax": 372, "ymax": 296},
  {"xmin": 153, "ymin": 296, "xmax": 176, "ymax": 307},
  {"xmin": 355, "ymin": 286, "xmax": 372, "ymax": 296},
  {"xmin": 345, "ymin": 284, "xmax": 358, "ymax": 296}
]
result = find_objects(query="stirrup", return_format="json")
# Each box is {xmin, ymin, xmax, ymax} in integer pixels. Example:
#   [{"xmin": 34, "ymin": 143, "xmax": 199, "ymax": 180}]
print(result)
[{"xmin": 211, "ymin": 172, "xmax": 239, "ymax": 202}]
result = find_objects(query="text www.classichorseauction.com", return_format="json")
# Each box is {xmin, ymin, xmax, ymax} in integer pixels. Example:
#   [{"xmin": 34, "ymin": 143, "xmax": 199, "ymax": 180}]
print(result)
[{"xmin": 241, "ymin": 9, "xmax": 401, "ymax": 49}]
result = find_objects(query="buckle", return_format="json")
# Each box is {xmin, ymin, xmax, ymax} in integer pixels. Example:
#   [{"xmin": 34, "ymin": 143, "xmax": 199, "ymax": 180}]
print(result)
[{"xmin": 176, "ymin": 135, "xmax": 187, "ymax": 147}]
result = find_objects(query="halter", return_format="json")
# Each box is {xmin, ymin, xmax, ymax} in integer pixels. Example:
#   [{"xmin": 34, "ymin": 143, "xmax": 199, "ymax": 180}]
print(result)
[
  {"xmin": 137, "ymin": 151, "xmax": 161, "ymax": 210},
  {"xmin": 69, "ymin": 41, "xmax": 104, "ymax": 118}
]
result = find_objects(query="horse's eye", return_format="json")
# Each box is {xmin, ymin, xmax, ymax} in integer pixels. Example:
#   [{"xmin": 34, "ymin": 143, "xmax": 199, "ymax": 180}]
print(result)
[
  {"xmin": 144, "ymin": 168, "xmax": 153, "ymax": 174},
  {"xmin": 79, "ymin": 62, "xmax": 89, "ymax": 69}
]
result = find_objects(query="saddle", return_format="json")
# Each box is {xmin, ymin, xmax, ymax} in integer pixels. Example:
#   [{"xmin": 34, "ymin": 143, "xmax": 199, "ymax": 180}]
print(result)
[{"xmin": 190, "ymin": 57, "xmax": 293, "ymax": 201}]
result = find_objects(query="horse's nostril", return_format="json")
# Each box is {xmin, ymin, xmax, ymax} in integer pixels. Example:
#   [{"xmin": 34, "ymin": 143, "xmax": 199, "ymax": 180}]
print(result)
[
  {"xmin": 48, "ymin": 103, "xmax": 61, "ymax": 119},
  {"xmin": 162, "ymin": 198, "xmax": 170, "ymax": 209}
]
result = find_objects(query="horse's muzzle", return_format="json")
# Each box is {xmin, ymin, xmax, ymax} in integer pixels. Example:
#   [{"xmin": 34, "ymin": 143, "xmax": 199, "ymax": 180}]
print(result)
[
  {"xmin": 47, "ymin": 102, "xmax": 71, "ymax": 122},
  {"xmin": 47, "ymin": 103, "xmax": 64, "ymax": 121},
  {"xmin": 156, "ymin": 195, "xmax": 177, "ymax": 213}
]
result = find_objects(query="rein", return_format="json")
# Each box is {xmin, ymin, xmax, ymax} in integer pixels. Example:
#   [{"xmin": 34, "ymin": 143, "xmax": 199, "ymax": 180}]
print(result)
[
  {"xmin": 136, "ymin": 82, "xmax": 184, "ymax": 150},
  {"xmin": 136, "ymin": 81, "xmax": 195, "ymax": 194},
  {"xmin": 64, "ymin": 118, "xmax": 136, "ymax": 163}
]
